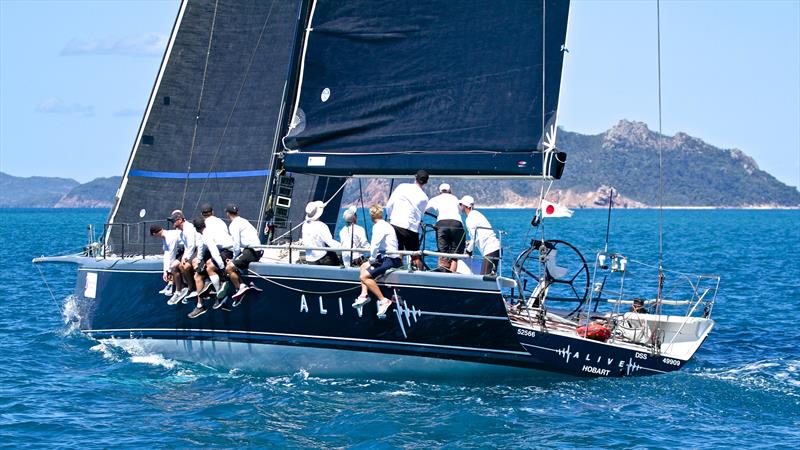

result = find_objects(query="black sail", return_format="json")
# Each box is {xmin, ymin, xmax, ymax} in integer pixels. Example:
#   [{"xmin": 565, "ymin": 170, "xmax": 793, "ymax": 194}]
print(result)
[
  {"xmin": 107, "ymin": 0, "xmax": 305, "ymax": 254},
  {"xmin": 283, "ymin": 0, "xmax": 570, "ymax": 178}
]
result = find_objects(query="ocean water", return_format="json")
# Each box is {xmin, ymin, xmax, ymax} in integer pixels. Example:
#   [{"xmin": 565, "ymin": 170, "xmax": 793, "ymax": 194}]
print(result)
[{"xmin": 1, "ymin": 208, "xmax": 799, "ymax": 448}]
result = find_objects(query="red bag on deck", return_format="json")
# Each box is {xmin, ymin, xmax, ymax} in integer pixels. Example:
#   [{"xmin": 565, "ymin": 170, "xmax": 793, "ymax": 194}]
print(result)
[{"xmin": 576, "ymin": 322, "xmax": 611, "ymax": 342}]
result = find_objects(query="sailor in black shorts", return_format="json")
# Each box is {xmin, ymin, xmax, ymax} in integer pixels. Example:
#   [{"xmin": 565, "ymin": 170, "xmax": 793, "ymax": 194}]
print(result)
[
  {"xmin": 225, "ymin": 204, "xmax": 263, "ymax": 303},
  {"xmin": 385, "ymin": 169, "xmax": 429, "ymax": 270},
  {"xmin": 426, "ymin": 183, "xmax": 466, "ymax": 272}
]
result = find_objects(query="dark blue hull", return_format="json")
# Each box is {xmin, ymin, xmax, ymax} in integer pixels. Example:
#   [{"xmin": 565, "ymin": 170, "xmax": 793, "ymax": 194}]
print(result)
[
  {"xmin": 67, "ymin": 257, "xmax": 700, "ymax": 377},
  {"xmin": 74, "ymin": 258, "xmax": 550, "ymax": 374},
  {"xmin": 512, "ymin": 324, "xmax": 686, "ymax": 377}
]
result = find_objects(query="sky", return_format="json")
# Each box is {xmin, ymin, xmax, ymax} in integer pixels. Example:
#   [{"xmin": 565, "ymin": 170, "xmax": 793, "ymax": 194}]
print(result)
[{"xmin": 0, "ymin": 0, "xmax": 798, "ymax": 188}]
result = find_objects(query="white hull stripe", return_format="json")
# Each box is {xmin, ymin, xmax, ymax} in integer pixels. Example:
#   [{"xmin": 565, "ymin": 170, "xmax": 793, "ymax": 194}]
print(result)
[
  {"xmin": 84, "ymin": 327, "xmax": 529, "ymax": 356},
  {"xmin": 77, "ymin": 267, "xmax": 501, "ymax": 294}
]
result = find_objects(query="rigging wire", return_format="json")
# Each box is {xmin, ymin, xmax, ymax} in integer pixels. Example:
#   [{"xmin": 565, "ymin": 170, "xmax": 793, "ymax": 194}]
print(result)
[
  {"xmin": 193, "ymin": 0, "xmax": 279, "ymax": 213},
  {"xmin": 35, "ymin": 264, "xmax": 64, "ymax": 316},
  {"xmin": 181, "ymin": 0, "xmax": 219, "ymax": 210},
  {"xmin": 656, "ymin": 0, "xmax": 665, "ymax": 316}
]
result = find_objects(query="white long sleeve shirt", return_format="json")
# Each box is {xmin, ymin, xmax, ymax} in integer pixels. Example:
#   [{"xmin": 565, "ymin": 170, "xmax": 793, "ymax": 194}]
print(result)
[
  {"xmin": 178, "ymin": 221, "xmax": 198, "ymax": 260},
  {"xmin": 161, "ymin": 229, "xmax": 182, "ymax": 273},
  {"xmin": 338, "ymin": 223, "xmax": 369, "ymax": 250},
  {"xmin": 228, "ymin": 216, "xmax": 260, "ymax": 256},
  {"xmin": 370, "ymin": 219, "xmax": 399, "ymax": 259},
  {"xmin": 203, "ymin": 215, "xmax": 234, "ymax": 249},
  {"xmin": 426, "ymin": 193, "xmax": 463, "ymax": 223},
  {"xmin": 465, "ymin": 209, "xmax": 501, "ymax": 256},
  {"xmin": 198, "ymin": 230, "xmax": 225, "ymax": 268},
  {"xmin": 301, "ymin": 219, "xmax": 340, "ymax": 262},
  {"xmin": 385, "ymin": 182, "xmax": 428, "ymax": 232}
]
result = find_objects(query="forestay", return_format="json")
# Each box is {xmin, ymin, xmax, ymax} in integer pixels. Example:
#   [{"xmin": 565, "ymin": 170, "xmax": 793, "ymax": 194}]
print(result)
[{"xmin": 283, "ymin": 0, "xmax": 570, "ymax": 178}]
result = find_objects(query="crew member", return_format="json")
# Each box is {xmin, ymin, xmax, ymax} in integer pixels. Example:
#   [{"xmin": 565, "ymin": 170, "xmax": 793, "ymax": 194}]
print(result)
[
  {"xmin": 425, "ymin": 183, "xmax": 465, "ymax": 273},
  {"xmin": 188, "ymin": 217, "xmax": 234, "ymax": 318},
  {"xmin": 224, "ymin": 203, "xmax": 262, "ymax": 303},
  {"xmin": 352, "ymin": 205, "xmax": 403, "ymax": 318},
  {"xmin": 167, "ymin": 210, "xmax": 197, "ymax": 304},
  {"xmin": 385, "ymin": 169, "xmax": 429, "ymax": 270},
  {"xmin": 149, "ymin": 223, "xmax": 185, "ymax": 304},
  {"xmin": 301, "ymin": 201, "xmax": 340, "ymax": 266},
  {"xmin": 459, "ymin": 195, "xmax": 501, "ymax": 275},
  {"xmin": 338, "ymin": 206, "xmax": 369, "ymax": 267}
]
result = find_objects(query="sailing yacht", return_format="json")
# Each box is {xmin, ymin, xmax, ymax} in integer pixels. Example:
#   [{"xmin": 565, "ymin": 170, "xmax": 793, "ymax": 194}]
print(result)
[{"xmin": 35, "ymin": 0, "xmax": 717, "ymax": 377}]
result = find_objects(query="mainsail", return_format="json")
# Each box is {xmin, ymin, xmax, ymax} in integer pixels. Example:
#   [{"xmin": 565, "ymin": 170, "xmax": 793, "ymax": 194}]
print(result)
[
  {"xmin": 282, "ymin": 0, "xmax": 570, "ymax": 178},
  {"xmin": 106, "ymin": 0, "xmax": 306, "ymax": 254}
]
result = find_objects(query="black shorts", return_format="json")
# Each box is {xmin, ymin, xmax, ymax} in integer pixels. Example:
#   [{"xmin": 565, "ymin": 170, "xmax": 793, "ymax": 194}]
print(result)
[
  {"xmin": 392, "ymin": 225, "xmax": 420, "ymax": 251},
  {"xmin": 481, "ymin": 250, "xmax": 501, "ymax": 275},
  {"xmin": 367, "ymin": 256, "xmax": 403, "ymax": 278},
  {"xmin": 310, "ymin": 251, "xmax": 340, "ymax": 266},
  {"xmin": 201, "ymin": 246, "xmax": 233, "ymax": 271},
  {"xmin": 435, "ymin": 220, "xmax": 466, "ymax": 257},
  {"xmin": 233, "ymin": 247, "xmax": 263, "ymax": 271}
]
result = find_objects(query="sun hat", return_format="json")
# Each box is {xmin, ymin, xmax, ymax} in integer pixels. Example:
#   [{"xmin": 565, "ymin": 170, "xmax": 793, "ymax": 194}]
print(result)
[{"xmin": 305, "ymin": 201, "xmax": 325, "ymax": 221}]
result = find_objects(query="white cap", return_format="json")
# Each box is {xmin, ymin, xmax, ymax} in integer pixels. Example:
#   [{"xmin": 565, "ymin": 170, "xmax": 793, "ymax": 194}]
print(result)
[
  {"xmin": 439, "ymin": 183, "xmax": 450, "ymax": 193},
  {"xmin": 342, "ymin": 205, "xmax": 357, "ymax": 221},
  {"xmin": 459, "ymin": 195, "xmax": 474, "ymax": 208},
  {"xmin": 305, "ymin": 201, "xmax": 324, "ymax": 220}
]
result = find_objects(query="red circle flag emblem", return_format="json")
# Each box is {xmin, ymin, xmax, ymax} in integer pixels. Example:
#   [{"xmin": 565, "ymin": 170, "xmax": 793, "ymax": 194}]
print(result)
[{"xmin": 546, "ymin": 204, "xmax": 555, "ymax": 215}]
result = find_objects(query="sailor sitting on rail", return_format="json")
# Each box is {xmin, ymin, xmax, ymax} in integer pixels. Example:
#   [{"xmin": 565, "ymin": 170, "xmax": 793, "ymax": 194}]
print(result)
[
  {"xmin": 187, "ymin": 216, "xmax": 234, "ymax": 319},
  {"xmin": 352, "ymin": 204, "xmax": 403, "ymax": 319},
  {"xmin": 301, "ymin": 201, "xmax": 341, "ymax": 266},
  {"xmin": 149, "ymin": 223, "xmax": 185, "ymax": 301},
  {"xmin": 339, "ymin": 206, "xmax": 369, "ymax": 267},
  {"xmin": 224, "ymin": 203, "xmax": 262, "ymax": 305},
  {"xmin": 165, "ymin": 210, "xmax": 197, "ymax": 305}
]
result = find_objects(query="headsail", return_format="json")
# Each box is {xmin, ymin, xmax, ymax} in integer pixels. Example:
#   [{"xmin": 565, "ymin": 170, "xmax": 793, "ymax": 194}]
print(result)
[
  {"xmin": 106, "ymin": 0, "xmax": 305, "ymax": 254},
  {"xmin": 282, "ymin": 0, "xmax": 570, "ymax": 178}
]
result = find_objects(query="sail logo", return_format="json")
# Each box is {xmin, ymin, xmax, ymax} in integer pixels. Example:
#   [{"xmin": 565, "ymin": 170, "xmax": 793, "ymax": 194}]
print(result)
[
  {"xmin": 297, "ymin": 292, "xmax": 423, "ymax": 338},
  {"xmin": 553, "ymin": 344, "xmax": 641, "ymax": 375}
]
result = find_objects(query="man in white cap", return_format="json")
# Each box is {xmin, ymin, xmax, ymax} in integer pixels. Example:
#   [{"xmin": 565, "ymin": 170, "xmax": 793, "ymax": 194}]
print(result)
[
  {"xmin": 459, "ymin": 195, "xmax": 501, "ymax": 275},
  {"xmin": 338, "ymin": 205, "xmax": 368, "ymax": 267},
  {"xmin": 165, "ymin": 210, "xmax": 197, "ymax": 305},
  {"xmin": 425, "ymin": 183, "xmax": 466, "ymax": 273},
  {"xmin": 385, "ymin": 169, "xmax": 429, "ymax": 270},
  {"xmin": 301, "ymin": 200, "xmax": 340, "ymax": 266},
  {"xmin": 149, "ymin": 223, "xmax": 185, "ymax": 303}
]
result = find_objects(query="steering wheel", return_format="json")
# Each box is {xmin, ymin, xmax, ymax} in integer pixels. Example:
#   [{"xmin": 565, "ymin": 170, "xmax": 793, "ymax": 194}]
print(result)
[{"xmin": 512, "ymin": 239, "xmax": 590, "ymax": 305}]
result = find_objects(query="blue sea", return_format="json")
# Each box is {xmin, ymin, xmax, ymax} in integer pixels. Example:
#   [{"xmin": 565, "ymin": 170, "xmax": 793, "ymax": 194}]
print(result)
[{"xmin": 2, "ymin": 208, "xmax": 798, "ymax": 448}]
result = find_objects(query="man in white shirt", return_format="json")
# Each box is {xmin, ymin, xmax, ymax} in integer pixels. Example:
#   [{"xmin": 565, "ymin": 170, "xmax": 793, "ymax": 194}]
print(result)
[
  {"xmin": 224, "ymin": 203, "xmax": 263, "ymax": 304},
  {"xmin": 149, "ymin": 223, "xmax": 186, "ymax": 304},
  {"xmin": 459, "ymin": 195, "xmax": 501, "ymax": 275},
  {"xmin": 188, "ymin": 216, "xmax": 234, "ymax": 318},
  {"xmin": 301, "ymin": 201, "xmax": 340, "ymax": 266},
  {"xmin": 425, "ymin": 183, "xmax": 466, "ymax": 273},
  {"xmin": 385, "ymin": 169, "xmax": 429, "ymax": 270},
  {"xmin": 338, "ymin": 206, "xmax": 368, "ymax": 267},
  {"xmin": 166, "ymin": 210, "xmax": 198, "ymax": 302},
  {"xmin": 352, "ymin": 204, "xmax": 403, "ymax": 318}
]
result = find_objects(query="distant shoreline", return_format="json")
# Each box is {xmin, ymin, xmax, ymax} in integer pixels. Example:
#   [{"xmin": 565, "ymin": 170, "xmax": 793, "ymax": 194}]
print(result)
[{"xmin": 2, "ymin": 205, "xmax": 798, "ymax": 211}]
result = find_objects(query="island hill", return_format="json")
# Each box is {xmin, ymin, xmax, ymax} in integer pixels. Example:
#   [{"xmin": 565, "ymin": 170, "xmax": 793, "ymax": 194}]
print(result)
[{"xmin": 2, "ymin": 120, "xmax": 798, "ymax": 209}]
